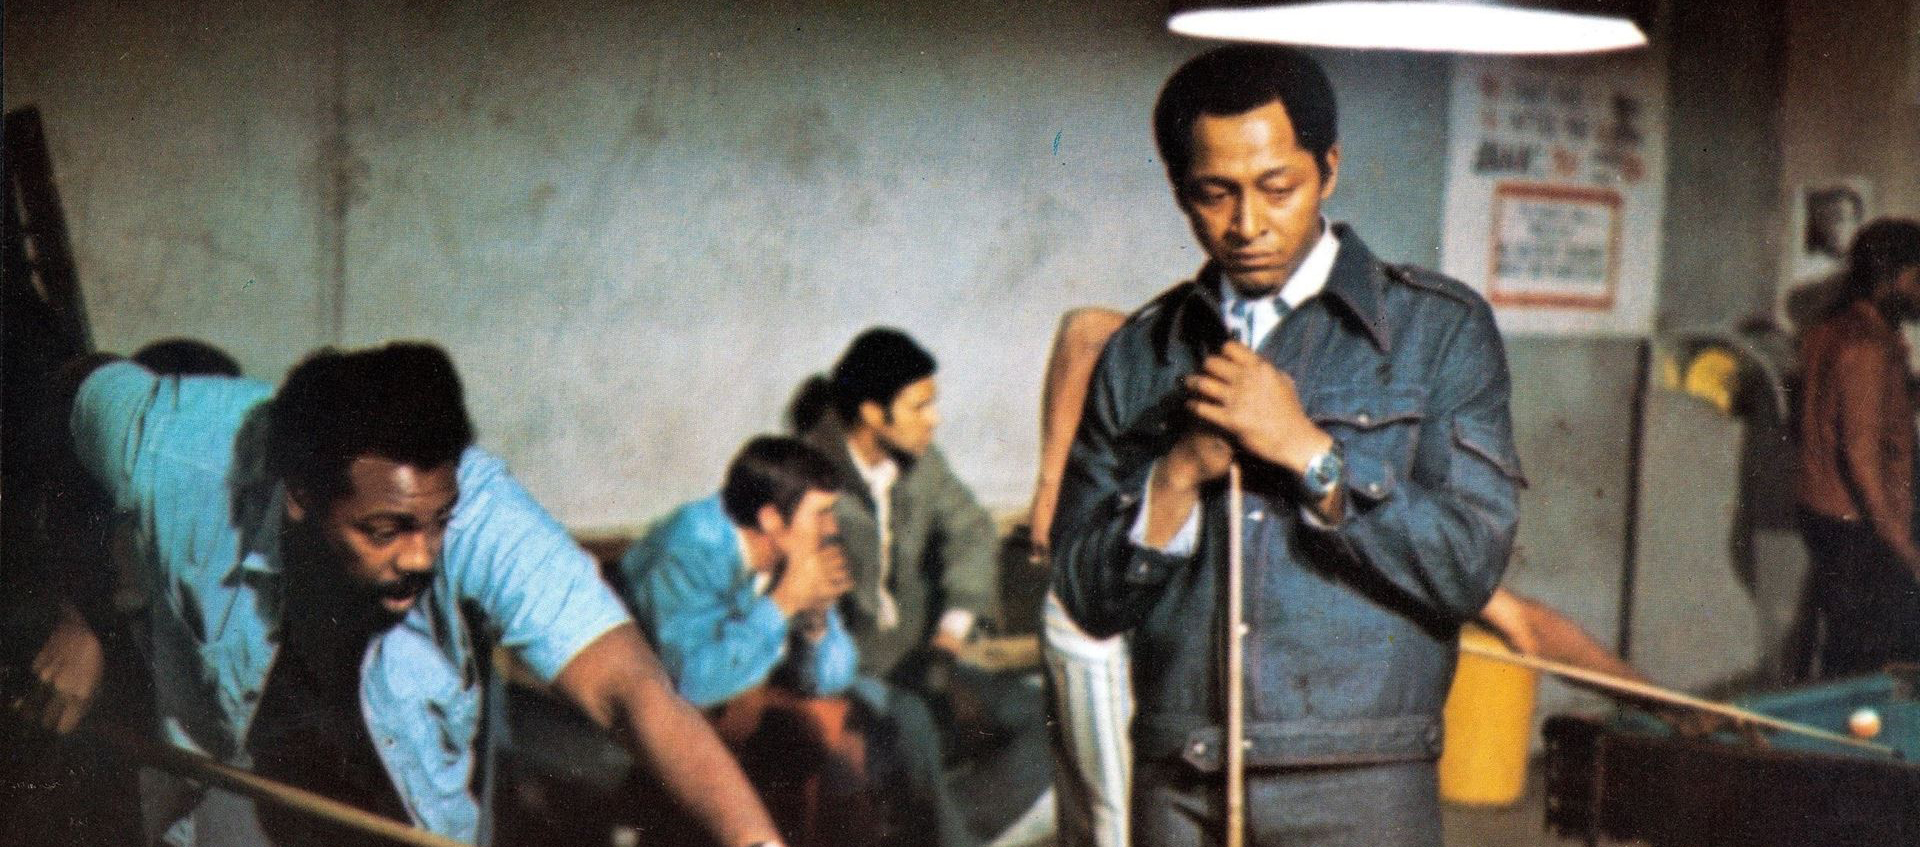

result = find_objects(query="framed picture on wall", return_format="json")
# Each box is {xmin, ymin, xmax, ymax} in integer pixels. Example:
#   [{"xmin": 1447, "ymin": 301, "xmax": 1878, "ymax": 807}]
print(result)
[{"xmin": 1791, "ymin": 177, "xmax": 1874, "ymax": 280}]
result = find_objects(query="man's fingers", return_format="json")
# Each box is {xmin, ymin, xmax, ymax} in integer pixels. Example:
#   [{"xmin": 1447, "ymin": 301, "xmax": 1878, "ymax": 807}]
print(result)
[
  {"xmin": 1220, "ymin": 341, "xmax": 1264, "ymax": 364},
  {"xmin": 1186, "ymin": 400, "xmax": 1231, "ymax": 431},
  {"xmin": 16, "ymin": 682, "xmax": 51, "ymax": 727},
  {"xmin": 48, "ymin": 695, "xmax": 83, "ymax": 734},
  {"xmin": 1220, "ymin": 340, "xmax": 1258, "ymax": 359},
  {"xmin": 1198, "ymin": 353, "xmax": 1244, "ymax": 383},
  {"xmin": 1185, "ymin": 373, "xmax": 1233, "ymax": 404}
]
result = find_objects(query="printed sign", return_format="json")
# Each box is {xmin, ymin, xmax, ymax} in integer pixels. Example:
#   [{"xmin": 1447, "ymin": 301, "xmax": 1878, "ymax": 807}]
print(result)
[{"xmin": 1441, "ymin": 53, "xmax": 1669, "ymax": 335}]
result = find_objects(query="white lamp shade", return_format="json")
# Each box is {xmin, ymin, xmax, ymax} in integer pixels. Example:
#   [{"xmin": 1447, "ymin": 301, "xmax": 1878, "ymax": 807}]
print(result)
[{"xmin": 1168, "ymin": 0, "xmax": 1651, "ymax": 54}]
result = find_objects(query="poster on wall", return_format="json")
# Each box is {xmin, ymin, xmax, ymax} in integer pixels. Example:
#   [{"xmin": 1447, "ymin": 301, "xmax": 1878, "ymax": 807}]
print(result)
[{"xmin": 1440, "ymin": 53, "xmax": 1669, "ymax": 336}]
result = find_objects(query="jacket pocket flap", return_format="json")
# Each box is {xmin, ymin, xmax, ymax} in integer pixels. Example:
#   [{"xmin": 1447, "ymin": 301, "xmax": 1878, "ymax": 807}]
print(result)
[{"xmin": 1309, "ymin": 384, "xmax": 1428, "ymax": 430}]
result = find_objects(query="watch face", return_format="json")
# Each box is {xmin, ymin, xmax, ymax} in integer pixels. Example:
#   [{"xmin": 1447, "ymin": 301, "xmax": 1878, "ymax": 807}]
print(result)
[{"xmin": 1305, "ymin": 449, "xmax": 1343, "ymax": 497}]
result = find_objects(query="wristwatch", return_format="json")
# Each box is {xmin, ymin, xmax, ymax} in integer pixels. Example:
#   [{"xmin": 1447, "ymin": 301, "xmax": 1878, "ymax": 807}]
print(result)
[{"xmin": 1299, "ymin": 442, "xmax": 1345, "ymax": 501}]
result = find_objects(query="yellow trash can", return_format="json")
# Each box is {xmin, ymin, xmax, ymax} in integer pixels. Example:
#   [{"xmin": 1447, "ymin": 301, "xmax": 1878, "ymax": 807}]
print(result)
[{"xmin": 1437, "ymin": 625, "xmax": 1539, "ymax": 806}]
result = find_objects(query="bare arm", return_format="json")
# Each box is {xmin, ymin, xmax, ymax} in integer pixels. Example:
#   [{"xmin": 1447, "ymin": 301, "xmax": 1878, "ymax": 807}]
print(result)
[
  {"xmin": 1478, "ymin": 588, "xmax": 1648, "ymax": 684},
  {"xmin": 1030, "ymin": 308, "xmax": 1128, "ymax": 550},
  {"xmin": 553, "ymin": 623, "xmax": 781, "ymax": 847}
]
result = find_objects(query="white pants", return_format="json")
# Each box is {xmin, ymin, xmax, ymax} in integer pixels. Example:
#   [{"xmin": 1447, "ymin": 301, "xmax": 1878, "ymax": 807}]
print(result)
[{"xmin": 1041, "ymin": 591, "xmax": 1134, "ymax": 847}]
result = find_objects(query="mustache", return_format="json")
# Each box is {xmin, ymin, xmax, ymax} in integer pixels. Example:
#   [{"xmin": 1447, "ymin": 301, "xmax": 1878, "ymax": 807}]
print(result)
[{"xmin": 375, "ymin": 571, "xmax": 433, "ymax": 599}]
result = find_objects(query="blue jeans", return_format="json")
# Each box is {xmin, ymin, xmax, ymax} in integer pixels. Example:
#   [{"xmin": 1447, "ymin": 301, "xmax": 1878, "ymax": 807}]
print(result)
[{"xmin": 1133, "ymin": 757, "xmax": 1440, "ymax": 847}]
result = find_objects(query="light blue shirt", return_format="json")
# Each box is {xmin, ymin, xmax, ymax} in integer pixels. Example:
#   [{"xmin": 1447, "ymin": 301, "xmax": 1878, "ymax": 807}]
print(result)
[
  {"xmin": 71, "ymin": 361, "xmax": 632, "ymax": 846},
  {"xmin": 618, "ymin": 495, "xmax": 857, "ymax": 709}
]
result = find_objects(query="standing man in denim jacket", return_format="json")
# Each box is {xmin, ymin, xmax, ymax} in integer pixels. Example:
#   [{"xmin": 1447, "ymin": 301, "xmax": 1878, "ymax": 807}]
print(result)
[
  {"xmin": 37, "ymin": 343, "xmax": 783, "ymax": 847},
  {"xmin": 1051, "ymin": 46, "xmax": 1524, "ymax": 847}
]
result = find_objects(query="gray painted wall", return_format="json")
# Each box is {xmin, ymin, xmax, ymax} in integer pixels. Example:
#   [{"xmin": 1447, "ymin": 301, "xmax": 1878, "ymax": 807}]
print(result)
[{"xmin": 5, "ymin": 0, "xmax": 1460, "ymax": 528}]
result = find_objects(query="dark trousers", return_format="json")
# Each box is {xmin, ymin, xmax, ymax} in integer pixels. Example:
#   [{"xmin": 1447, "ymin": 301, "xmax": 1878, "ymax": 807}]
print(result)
[
  {"xmin": 848, "ymin": 676, "xmax": 980, "ymax": 847},
  {"xmin": 878, "ymin": 652, "xmax": 1051, "ymax": 843},
  {"xmin": 1133, "ymin": 757, "xmax": 1441, "ymax": 847},
  {"xmin": 1797, "ymin": 509, "xmax": 1920, "ymax": 677}
]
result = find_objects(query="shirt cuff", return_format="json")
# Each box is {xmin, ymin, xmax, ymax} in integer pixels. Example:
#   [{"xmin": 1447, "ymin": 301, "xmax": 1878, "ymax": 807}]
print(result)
[
  {"xmin": 938, "ymin": 608, "xmax": 977, "ymax": 641},
  {"xmin": 1127, "ymin": 463, "xmax": 1200, "ymax": 556},
  {"xmin": 1298, "ymin": 505, "xmax": 1339, "ymax": 530}
]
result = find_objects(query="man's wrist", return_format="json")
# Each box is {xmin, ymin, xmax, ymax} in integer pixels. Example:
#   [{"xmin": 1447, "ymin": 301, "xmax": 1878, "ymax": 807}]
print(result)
[
  {"xmin": 1272, "ymin": 428, "xmax": 1336, "ymax": 477},
  {"xmin": 1152, "ymin": 453, "xmax": 1203, "ymax": 495},
  {"xmin": 768, "ymin": 583, "xmax": 806, "ymax": 618}
]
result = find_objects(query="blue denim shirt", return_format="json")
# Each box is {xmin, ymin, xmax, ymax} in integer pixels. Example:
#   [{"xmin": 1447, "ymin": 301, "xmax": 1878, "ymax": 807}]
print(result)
[
  {"xmin": 71, "ymin": 362, "xmax": 632, "ymax": 845},
  {"xmin": 1052, "ymin": 226, "xmax": 1525, "ymax": 771},
  {"xmin": 618, "ymin": 496, "xmax": 857, "ymax": 708}
]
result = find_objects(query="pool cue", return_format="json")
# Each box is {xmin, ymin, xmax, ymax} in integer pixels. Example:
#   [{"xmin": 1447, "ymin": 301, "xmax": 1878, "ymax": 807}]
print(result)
[
  {"xmin": 88, "ymin": 722, "xmax": 473, "ymax": 847},
  {"xmin": 1457, "ymin": 641, "xmax": 1900, "ymax": 758},
  {"xmin": 1225, "ymin": 461, "xmax": 1247, "ymax": 847}
]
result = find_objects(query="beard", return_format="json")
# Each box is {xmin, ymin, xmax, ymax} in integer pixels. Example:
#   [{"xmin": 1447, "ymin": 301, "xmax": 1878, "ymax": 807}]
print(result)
[{"xmin": 282, "ymin": 521, "xmax": 433, "ymax": 636}]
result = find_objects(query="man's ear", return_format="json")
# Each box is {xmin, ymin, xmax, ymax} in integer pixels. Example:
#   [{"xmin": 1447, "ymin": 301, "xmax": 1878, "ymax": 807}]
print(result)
[
  {"xmin": 284, "ymin": 488, "xmax": 311, "ymax": 523},
  {"xmin": 756, "ymin": 503, "xmax": 786, "ymax": 537},
  {"xmin": 858, "ymin": 399, "xmax": 888, "ymax": 431},
  {"xmin": 1319, "ymin": 143, "xmax": 1341, "ymax": 200}
]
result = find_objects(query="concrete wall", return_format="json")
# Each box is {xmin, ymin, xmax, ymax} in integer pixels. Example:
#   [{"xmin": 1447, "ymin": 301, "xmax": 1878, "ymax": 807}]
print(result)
[
  {"xmin": 1781, "ymin": 0, "xmax": 1920, "ymax": 248},
  {"xmin": 5, "ymin": 0, "xmax": 1456, "ymax": 530}
]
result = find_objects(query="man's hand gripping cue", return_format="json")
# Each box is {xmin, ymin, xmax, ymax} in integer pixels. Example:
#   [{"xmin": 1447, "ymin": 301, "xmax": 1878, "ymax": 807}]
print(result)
[
  {"xmin": 11, "ymin": 600, "xmax": 105, "ymax": 735},
  {"xmin": 1143, "ymin": 340, "xmax": 1341, "ymax": 548}
]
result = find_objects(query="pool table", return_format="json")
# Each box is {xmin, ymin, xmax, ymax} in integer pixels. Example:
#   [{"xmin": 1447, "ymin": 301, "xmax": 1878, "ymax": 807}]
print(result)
[{"xmin": 1542, "ymin": 666, "xmax": 1919, "ymax": 847}]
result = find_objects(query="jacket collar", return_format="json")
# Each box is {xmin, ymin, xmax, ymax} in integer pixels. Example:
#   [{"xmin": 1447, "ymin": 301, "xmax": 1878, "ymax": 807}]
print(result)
[
  {"xmin": 1159, "ymin": 223, "xmax": 1391, "ymax": 362},
  {"xmin": 1322, "ymin": 223, "xmax": 1392, "ymax": 352}
]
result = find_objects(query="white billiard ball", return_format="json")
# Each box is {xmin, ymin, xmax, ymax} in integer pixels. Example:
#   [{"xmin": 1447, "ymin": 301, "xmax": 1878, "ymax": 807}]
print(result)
[{"xmin": 1848, "ymin": 707, "xmax": 1882, "ymax": 739}]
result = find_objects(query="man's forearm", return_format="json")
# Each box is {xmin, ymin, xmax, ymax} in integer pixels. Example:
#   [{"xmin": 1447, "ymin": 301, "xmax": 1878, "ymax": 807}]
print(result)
[
  {"xmin": 615, "ymin": 679, "xmax": 779, "ymax": 846},
  {"xmin": 556, "ymin": 624, "xmax": 779, "ymax": 847}
]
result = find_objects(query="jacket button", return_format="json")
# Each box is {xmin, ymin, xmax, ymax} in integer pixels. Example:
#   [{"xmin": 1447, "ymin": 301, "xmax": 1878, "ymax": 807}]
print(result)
[
  {"xmin": 1367, "ymin": 482, "xmax": 1382, "ymax": 496},
  {"xmin": 1357, "ymin": 413, "xmax": 1372, "ymax": 426}
]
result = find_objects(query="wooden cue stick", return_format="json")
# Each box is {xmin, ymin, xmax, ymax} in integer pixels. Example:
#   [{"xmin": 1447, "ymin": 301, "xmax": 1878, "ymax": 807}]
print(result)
[
  {"xmin": 89, "ymin": 722, "xmax": 473, "ymax": 847},
  {"xmin": 1224, "ymin": 462, "xmax": 1247, "ymax": 847},
  {"xmin": 1456, "ymin": 641, "xmax": 1900, "ymax": 758}
]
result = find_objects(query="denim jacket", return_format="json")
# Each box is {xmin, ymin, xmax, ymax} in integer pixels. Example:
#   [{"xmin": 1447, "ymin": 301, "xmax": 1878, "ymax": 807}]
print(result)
[
  {"xmin": 617, "ymin": 495, "xmax": 858, "ymax": 708},
  {"xmin": 1051, "ymin": 226, "xmax": 1524, "ymax": 771},
  {"xmin": 71, "ymin": 362, "xmax": 632, "ymax": 845}
]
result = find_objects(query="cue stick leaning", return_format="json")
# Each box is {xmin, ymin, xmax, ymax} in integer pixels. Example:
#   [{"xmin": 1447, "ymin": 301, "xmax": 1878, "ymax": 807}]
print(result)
[
  {"xmin": 1225, "ymin": 461, "xmax": 1247, "ymax": 847},
  {"xmin": 1456, "ymin": 641, "xmax": 1901, "ymax": 758},
  {"xmin": 88, "ymin": 722, "xmax": 473, "ymax": 847}
]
